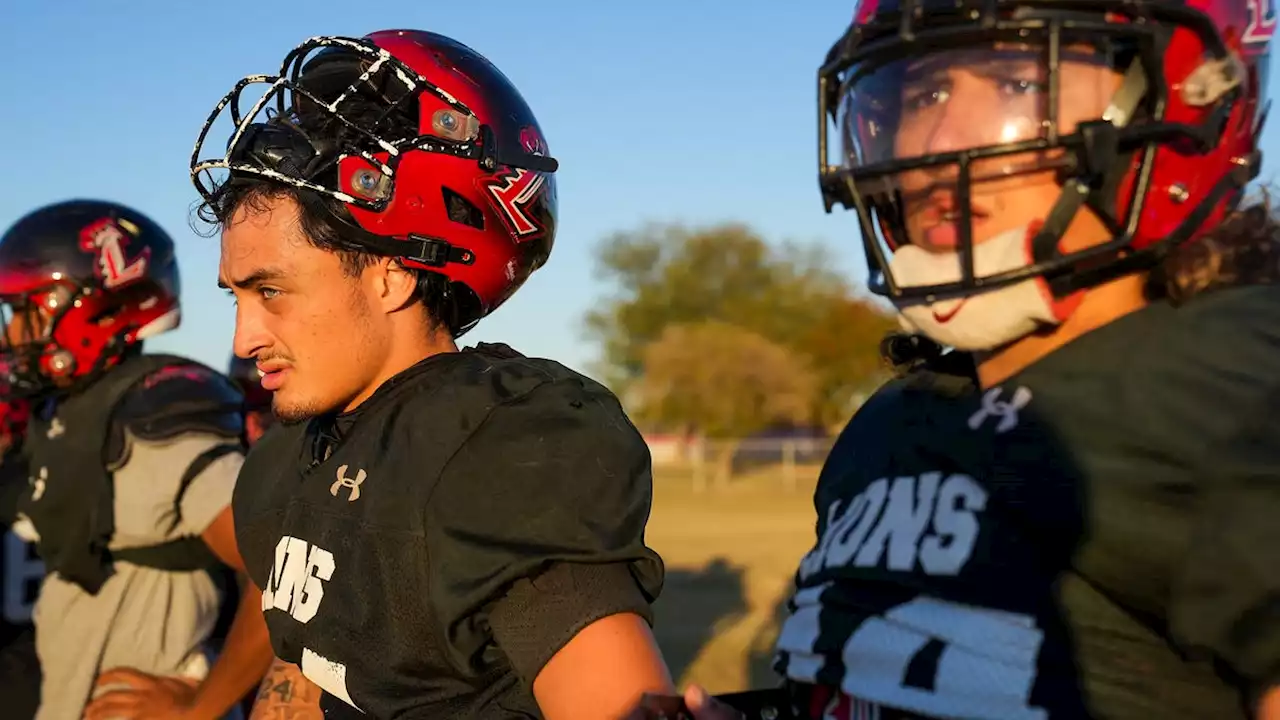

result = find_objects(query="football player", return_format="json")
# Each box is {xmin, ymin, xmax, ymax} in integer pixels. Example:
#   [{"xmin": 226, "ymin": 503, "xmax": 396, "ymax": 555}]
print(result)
[
  {"xmin": 0, "ymin": 200, "xmax": 274, "ymax": 719},
  {"xmin": 0, "ymin": 398, "xmax": 41, "ymax": 719},
  {"xmin": 725, "ymin": 0, "xmax": 1280, "ymax": 717},
  {"xmin": 191, "ymin": 30, "xmax": 673, "ymax": 718}
]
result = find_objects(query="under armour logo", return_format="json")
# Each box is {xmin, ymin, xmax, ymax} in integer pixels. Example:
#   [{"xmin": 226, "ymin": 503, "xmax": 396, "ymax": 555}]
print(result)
[
  {"xmin": 330, "ymin": 464, "xmax": 366, "ymax": 502},
  {"xmin": 967, "ymin": 386, "xmax": 1032, "ymax": 434}
]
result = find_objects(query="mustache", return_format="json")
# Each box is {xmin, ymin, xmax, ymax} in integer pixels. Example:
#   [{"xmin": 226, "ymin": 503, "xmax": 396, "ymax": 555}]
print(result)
[{"xmin": 251, "ymin": 352, "xmax": 292, "ymax": 364}]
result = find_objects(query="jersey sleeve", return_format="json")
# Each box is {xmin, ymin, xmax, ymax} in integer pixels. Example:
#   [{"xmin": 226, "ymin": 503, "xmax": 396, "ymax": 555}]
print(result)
[
  {"xmin": 424, "ymin": 377, "xmax": 664, "ymax": 686},
  {"xmin": 1168, "ymin": 388, "xmax": 1280, "ymax": 710},
  {"xmin": 0, "ymin": 447, "xmax": 29, "ymax": 526}
]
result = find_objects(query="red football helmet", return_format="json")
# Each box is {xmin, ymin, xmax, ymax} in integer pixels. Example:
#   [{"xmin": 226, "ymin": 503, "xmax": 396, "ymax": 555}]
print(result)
[
  {"xmin": 821, "ymin": 0, "xmax": 1272, "ymax": 300},
  {"xmin": 190, "ymin": 30, "xmax": 559, "ymax": 336},
  {"xmin": 0, "ymin": 200, "xmax": 181, "ymax": 397}
]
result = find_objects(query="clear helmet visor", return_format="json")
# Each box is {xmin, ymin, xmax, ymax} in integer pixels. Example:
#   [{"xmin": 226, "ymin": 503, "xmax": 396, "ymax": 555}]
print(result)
[{"xmin": 831, "ymin": 39, "xmax": 1138, "ymax": 294}]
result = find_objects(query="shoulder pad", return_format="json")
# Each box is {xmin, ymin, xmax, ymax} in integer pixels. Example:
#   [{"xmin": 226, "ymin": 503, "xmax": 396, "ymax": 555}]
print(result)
[
  {"xmin": 391, "ymin": 349, "xmax": 613, "ymax": 450},
  {"xmin": 899, "ymin": 364, "xmax": 978, "ymax": 398},
  {"xmin": 469, "ymin": 342, "xmax": 525, "ymax": 360},
  {"xmin": 843, "ymin": 371, "xmax": 975, "ymax": 431},
  {"xmin": 1169, "ymin": 282, "xmax": 1280, "ymax": 346},
  {"xmin": 451, "ymin": 346, "xmax": 597, "ymax": 402},
  {"xmin": 1132, "ymin": 284, "xmax": 1280, "ymax": 409},
  {"xmin": 1157, "ymin": 285, "xmax": 1280, "ymax": 375},
  {"xmin": 847, "ymin": 377, "xmax": 916, "ymax": 426},
  {"xmin": 111, "ymin": 359, "xmax": 245, "ymax": 444}
]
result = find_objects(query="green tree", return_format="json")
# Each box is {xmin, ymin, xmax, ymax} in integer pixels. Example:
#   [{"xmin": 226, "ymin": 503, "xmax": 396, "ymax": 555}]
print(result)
[
  {"xmin": 794, "ymin": 297, "xmax": 900, "ymax": 428},
  {"xmin": 587, "ymin": 222, "xmax": 897, "ymax": 424},
  {"xmin": 636, "ymin": 321, "xmax": 817, "ymax": 484},
  {"xmin": 587, "ymin": 223, "xmax": 845, "ymax": 380}
]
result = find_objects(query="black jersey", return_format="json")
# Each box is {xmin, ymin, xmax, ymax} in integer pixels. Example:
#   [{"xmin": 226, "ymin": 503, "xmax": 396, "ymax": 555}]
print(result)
[
  {"xmin": 0, "ymin": 449, "xmax": 39, "ymax": 646},
  {"xmin": 234, "ymin": 343, "xmax": 664, "ymax": 719},
  {"xmin": 774, "ymin": 284, "xmax": 1280, "ymax": 720},
  {"xmin": 0, "ymin": 462, "xmax": 41, "ymax": 719}
]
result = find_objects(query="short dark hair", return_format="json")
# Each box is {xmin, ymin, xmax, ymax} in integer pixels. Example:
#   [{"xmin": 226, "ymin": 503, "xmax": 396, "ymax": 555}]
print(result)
[
  {"xmin": 198, "ymin": 177, "xmax": 374, "ymax": 276},
  {"xmin": 195, "ymin": 177, "xmax": 461, "ymax": 335}
]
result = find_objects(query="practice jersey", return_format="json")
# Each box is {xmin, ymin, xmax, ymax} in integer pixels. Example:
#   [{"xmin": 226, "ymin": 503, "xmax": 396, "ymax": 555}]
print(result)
[
  {"xmin": 234, "ymin": 343, "xmax": 664, "ymax": 719},
  {"xmin": 0, "ymin": 488, "xmax": 42, "ymax": 720},
  {"xmin": 0, "ymin": 451, "xmax": 40, "ymax": 649},
  {"xmin": 775, "ymin": 284, "xmax": 1280, "ymax": 719}
]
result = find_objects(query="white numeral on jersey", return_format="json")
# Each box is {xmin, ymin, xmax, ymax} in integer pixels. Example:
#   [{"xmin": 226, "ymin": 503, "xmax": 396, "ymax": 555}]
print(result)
[
  {"xmin": 262, "ymin": 536, "xmax": 335, "ymax": 624},
  {"xmin": 842, "ymin": 596, "xmax": 1047, "ymax": 720},
  {"xmin": 301, "ymin": 647, "xmax": 361, "ymax": 711},
  {"xmin": 2, "ymin": 530, "xmax": 44, "ymax": 624}
]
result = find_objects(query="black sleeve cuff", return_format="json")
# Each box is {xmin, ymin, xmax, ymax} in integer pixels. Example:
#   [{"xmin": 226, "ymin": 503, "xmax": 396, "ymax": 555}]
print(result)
[
  {"xmin": 489, "ymin": 561, "xmax": 653, "ymax": 686},
  {"xmin": 0, "ymin": 450, "xmax": 29, "ymax": 525}
]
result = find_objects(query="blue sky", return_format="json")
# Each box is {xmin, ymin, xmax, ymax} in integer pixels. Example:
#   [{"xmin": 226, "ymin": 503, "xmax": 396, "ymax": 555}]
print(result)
[{"xmin": 1, "ymin": 1, "xmax": 1279, "ymax": 376}]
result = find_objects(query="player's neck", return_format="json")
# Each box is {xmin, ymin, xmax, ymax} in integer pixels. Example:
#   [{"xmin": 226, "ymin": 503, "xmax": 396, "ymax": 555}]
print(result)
[
  {"xmin": 975, "ymin": 274, "xmax": 1150, "ymax": 389},
  {"xmin": 341, "ymin": 323, "xmax": 459, "ymax": 413}
]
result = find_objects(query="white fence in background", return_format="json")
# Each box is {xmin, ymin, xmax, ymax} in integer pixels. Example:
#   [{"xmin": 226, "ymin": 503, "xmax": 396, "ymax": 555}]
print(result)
[{"xmin": 644, "ymin": 435, "xmax": 836, "ymax": 492}]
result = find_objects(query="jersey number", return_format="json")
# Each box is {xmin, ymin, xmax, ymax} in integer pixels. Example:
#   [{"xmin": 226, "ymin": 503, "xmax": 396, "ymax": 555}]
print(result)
[
  {"xmin": 839, "ymin": 596, "xmax": 1048, "ymax": 720},
  {"xmin": 3, "ymin": 530, "xmax": 44, "ymax": 624}
]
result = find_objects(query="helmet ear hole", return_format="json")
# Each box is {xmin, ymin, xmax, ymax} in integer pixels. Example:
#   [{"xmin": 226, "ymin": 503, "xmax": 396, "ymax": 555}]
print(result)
[
  {"xmin": 409, "ymin": 270, "xmax": 482, "ymax": 337},
  {"xmin": 442, "ymin": 187, "xmax": 484, "ymax": 229}
]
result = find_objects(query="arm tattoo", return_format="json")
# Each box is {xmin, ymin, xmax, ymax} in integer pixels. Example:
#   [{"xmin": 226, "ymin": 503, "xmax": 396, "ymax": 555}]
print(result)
[{"xmin": 248, "ymin": 657, "xmax": 323, "ymax": 720}]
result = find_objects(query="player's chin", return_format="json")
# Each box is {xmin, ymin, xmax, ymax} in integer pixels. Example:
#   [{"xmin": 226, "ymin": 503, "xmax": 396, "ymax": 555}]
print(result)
[{"xmin": 271, "ymin": 389, "xmax": 327, "ymax": 425}]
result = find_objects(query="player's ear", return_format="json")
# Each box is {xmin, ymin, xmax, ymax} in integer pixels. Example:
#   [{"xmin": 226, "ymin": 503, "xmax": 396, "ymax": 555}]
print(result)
[{"xmin": 372, "ymin": 258, "xmax": 420, "ymax": 314}]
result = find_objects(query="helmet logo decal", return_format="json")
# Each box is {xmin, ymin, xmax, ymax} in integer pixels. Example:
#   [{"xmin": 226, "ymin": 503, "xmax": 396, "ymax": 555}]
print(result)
[
  {"xmin": 1245, "ymin": 0, "xmax": 1276, "ymax": 46},
  {"xmin": 482, "ymin": 127, "xmax": 549, "ymax": 240},
  {"xmin": 78, "ymin": 218, "xmax": 150, "ymax": 289}
]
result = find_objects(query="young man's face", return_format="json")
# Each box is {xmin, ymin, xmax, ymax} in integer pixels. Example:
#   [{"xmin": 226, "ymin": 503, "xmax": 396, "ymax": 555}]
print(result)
[
  {"xmin": 219, "ymin": 196, "xmax": 390, "ymax": 421},
  {"xmin": 851, "ymin": 42, "xmax": 1126, "ymax": 256}
]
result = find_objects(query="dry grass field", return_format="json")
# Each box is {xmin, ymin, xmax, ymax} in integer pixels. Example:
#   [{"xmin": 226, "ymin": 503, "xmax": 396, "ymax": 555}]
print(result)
[{"xmin": 645, "ymin": 464, "xmax": 822, "ymax": 694}]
